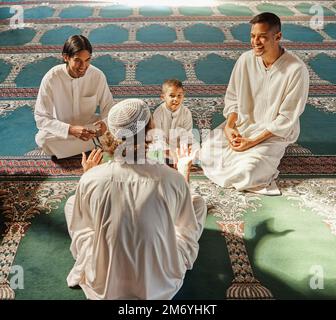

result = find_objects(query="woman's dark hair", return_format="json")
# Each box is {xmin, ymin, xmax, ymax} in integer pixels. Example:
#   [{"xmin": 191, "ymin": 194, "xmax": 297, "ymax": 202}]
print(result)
[
  {"xmin": 62, "ymin": 35, "xmax": 92, "ymax": 58},
  {"xmin": 249, "ymin": 12, "xmax": 281, "ymax": 33}
]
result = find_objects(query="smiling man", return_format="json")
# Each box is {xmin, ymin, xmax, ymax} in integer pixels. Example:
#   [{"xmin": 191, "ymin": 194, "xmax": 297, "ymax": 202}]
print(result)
[
  {"xmin": 34, "ymin": 35, "xmax": 113, "ymax": 159},
  {"xmin": 200, "ymin": 12, "xmax": 309, "ymax": 195}
]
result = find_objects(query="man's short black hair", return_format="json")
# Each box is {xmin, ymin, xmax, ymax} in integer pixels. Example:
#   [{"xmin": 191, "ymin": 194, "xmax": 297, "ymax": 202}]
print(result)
[
  {"xmin": 249, "ymin": 12, "xmax": 281, "ymax": 33},
  {"xmin": 62, "ymin": 35, "xmax": 92, "ymax": 58}
]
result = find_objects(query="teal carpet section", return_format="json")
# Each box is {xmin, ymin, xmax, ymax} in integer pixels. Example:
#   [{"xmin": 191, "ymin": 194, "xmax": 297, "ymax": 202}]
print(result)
[
  {"xmin": 40, "ymin": 26, "xmax": 82, "ymax": 45},
  {"xmin": 309, "ymin": 53, "xmax": 336, "ymax": 83},
  {"xmin": 232, "ymin": 20, "xmax": 327, "ymax": 44},
  {"xmin": 179, "ymin": 7, "xmax": 213, "ymax": 16},
  {"xmin": 139, "ymin": 5, "xmax": 172, "ymax": 17},
  {"xmin": 15, "ymin": 57, "xmax": 60, "ymax": 88},
  {"xmin": 217, "ymin": 4, "xmax": 253, "ymax": 16},
  {"xmin": 59, "ymin": 6, "xmax": 93, "ymax": 19},
  {"xmin": 184, "ymin": 24, "xmax": 225, "ymax": 43},
  {"xmin": 0, "ymin": 59, "xmax": 11, "ymax": 84},
  {"xmin": 136, "ymin": 55, "xmax": 187, "ymax": 84},
  {"xmin": 244, "ymin": 195, "xmax": 336, "ymax": 299},
  {"xmin": 136, "ymin": 24, "xmax": 176, "ymax": 43},
  {"xmin": 0, "ymin": 28, "xmax": 36, "ymax": 46},
  {"xmin": 0, "ymin": 7, "xmax": 13, "ymax": 19},
  {"xmin": 196, "ymin": 54, "xmax": 235, "ymax": 84},
  {"xmin": 231, "ymin": 23, "xmax": 251, "ymax": 42},
  {"xmin": 295, "ymin": 3, "xmax": 336, "ymax": 16},
  {"xmin": 92, "ymin": 55, "xmax": 125, "ymax": 85},
  {"xmin": 298, "ymin": 105, "xmax": 336, "ymax": 154},
  {"xmin": 282, "ymin": 24, "xmax": 324, "ymax": 42},
  {"xmin": 256, "ymin": 3, "xmax": 295, "ymax": 16},
  {"xmin": 0, "ymin": 106, "xmax": 38, "ymax": 156},
  {"xmin": 24, "ymin": 6, "xmax": 54, "ymax": 19},
  {"xmin": 324, "ymin": 23, "xmax": 336, "ymax": 40},
  {"xmin": 100, "ymin": 5, "xmax": 132, "ymax": 18},
  {"xmin": 89, "ymin": 25, "xmax": 128, "ymax": 44},
  {"xmin": 212, "ymin": 112, "xmax": 225, "ymax": 129}
]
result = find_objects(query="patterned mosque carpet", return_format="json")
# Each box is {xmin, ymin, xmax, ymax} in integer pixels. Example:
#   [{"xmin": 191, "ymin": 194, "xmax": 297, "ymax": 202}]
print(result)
[{"xmin": 0, "ymin": 0, "xmax": 336, "ymax": 300}]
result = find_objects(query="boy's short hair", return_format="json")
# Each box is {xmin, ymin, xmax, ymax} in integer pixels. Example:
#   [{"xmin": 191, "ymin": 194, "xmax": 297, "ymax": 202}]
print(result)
[
  {"xmin": 249, "ymin": 12, "xmax": 281, "ymax": 33},
  {"xmin": 162, "ymin": 79, "xmax": 184, "ymax": 93}
]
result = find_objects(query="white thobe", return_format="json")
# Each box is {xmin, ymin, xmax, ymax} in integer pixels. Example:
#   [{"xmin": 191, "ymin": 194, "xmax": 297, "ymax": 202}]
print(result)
[
  {"xmin": 200, "ymin": 50, "xmax": 309, "ymax": 193},
  {"xmin": 153, "ymin": 103, "xmax": 193, "ymax": 147},
  {"xmin": 64, "ymin": 161, "xmax": 207, "ymax": 300},
  {"xmin": 153, "ymin": 103, "xmax": 199, "ymax": 164},
  {"xmin": 34, "ymin": 64, "xmax": 113, "ymax": 158}
]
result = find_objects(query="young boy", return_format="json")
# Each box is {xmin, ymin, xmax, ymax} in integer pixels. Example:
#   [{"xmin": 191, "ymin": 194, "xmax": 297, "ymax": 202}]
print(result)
[{"xmin": 152, "ymin": 79, "xmax": 194, "ymax": 165}]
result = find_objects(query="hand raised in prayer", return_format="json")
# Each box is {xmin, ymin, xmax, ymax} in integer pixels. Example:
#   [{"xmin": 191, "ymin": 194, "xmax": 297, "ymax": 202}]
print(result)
[
  {"xmin": 176, "ymin": 144, "xmax": 193, "ymax": 183},
  {"xmin": 81, "ymin": 148, "xmax": 104, "ymax": 172},
  {"xmin": 224, "ymin": 125, "xmax": 241, "ymax": 149},
  {"xmin": 93, "ymin": 120, "xmax": 107, "ymax": 137},
  {"xmin": 69, "ymin": 125, "xmax": 96, "ymax": 141},
  {"xmin": 231, "ymin": 137, "xmax": 256, "ymax": 152}
]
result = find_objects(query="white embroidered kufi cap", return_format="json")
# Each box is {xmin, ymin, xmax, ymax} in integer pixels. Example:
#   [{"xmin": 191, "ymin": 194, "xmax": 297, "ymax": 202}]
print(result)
[{"xmin": 107, "ymin": 99, "xmax": 151, "ymax": 139}]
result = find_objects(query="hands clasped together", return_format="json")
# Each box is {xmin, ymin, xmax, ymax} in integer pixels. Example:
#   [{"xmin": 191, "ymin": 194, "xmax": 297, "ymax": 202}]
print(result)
[{"xmin": 224, "ymin": 125, "xmax": 256, "ymax": 152}]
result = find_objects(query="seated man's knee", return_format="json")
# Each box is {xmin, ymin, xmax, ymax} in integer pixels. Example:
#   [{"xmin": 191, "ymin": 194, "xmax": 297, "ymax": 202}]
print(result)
[
  {"xmin": 192, "ymin": 195, "xmax": 205, "ymax": 208},
  {"xmin": 192, "ymin": 195, "xmax": 207, "ymax": 218},
  {"xmin": 239, "ymin": 159, "xmax": 273, "ymax": 189},
  {"xmin": 35, "ymin": 131, "xmax": 48, "ymax": 148},
  {"xmin": 238, "ymin": 161, "xmax": 260, "ymax": 186},
  {"xmin": 35, "ymin": 131, "xmax": 54, "ymax": 155}
]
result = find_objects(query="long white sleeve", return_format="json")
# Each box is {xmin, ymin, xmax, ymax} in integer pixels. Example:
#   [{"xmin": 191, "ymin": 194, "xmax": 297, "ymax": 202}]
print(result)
[
  {"xmin": 34, "ymin": 78, "xmax": 70, "ymax": 139},
  {"xmin": 223, "ymin": 56, "xmax": 242, "ymax": 118},
  {"xmin": 266, "ymin": 65, "xmax": 309, "ymax": 139}
]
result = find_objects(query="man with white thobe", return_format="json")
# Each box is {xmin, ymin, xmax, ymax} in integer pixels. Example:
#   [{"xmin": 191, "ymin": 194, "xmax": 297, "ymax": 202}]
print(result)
[
  {"xmin": 34, "ymin": 35, "xmax": 113, "ymax": 159},
  {"xmin": 200, "ymin": 12, "xmax": 309, "ymax": 195},
  {"xmin": 65, "ymin": 99, "xmax": 207, "ymax": 300}
]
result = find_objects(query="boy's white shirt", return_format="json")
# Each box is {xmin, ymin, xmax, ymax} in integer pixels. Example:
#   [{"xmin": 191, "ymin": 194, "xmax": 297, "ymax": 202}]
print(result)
[{"xmin": 153, "ymin": 102, "xmax": 193, "ymax": 148}]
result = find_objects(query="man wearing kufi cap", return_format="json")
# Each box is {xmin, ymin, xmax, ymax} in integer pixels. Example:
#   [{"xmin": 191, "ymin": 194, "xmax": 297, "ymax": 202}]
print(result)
[{"xmin": 64, "ymin": 98, "xmax": 207, "ymax": 300}]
